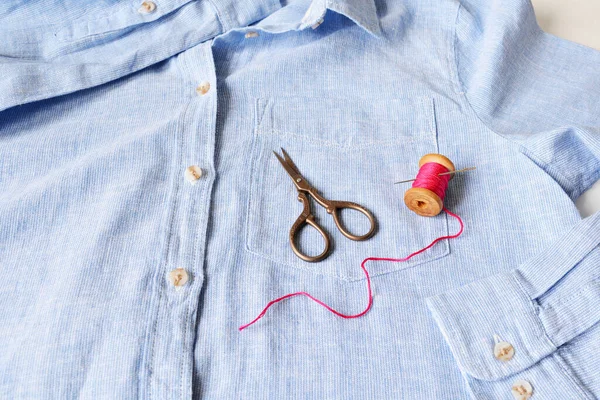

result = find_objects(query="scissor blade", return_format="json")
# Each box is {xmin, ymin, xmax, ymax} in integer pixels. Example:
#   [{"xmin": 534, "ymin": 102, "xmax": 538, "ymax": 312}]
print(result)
[
  {"xmin": 280, "ymin": 148, "xmax": 301, "ymax": 175},
  {"xmin": 273, "ymin": 150, "xmax": 302, "ymax": 182}
]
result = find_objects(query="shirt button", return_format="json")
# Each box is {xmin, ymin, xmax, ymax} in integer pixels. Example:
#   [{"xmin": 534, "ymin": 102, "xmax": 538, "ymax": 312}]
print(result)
[
  {"xmin": 245, "ymin": 31, "xmax": 259, "ymax": 39},
  {"xmin": 185, "ymin": 165, "xmax": 203, "ymax": 183},
  {"xmin": 196, "ymin": 81, "xmax": 211, "ymax": 95},
  {"xmin": 511, "ymin": 380, "xmax": 533, "ymax": 400},
  {"xmin": 168, "ymin": 268, "xmax": 189, "ymax": 288},
  {"xmin": 138, "ymin": 1, "xmax": 156, "ymax": 14},
  {"xmin": 494, "ymin": 340, "xmax": 515, "ymax": 362},
  {"xmin": 311, "ymin": 19, "xmax": 324, "ymax": 29}
]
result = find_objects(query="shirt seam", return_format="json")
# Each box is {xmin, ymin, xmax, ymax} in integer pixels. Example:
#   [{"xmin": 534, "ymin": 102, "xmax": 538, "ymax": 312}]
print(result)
[
  {"xmin": 428, "ymin": 292, "xmax": 492, "ymax": 379},
  {"xmin": 448, "ymin": 2, "xmax": 574, "ymax": 194},
  {"xmin": 518, "ymin": 145, "xmax": 582, "ymax": 200},
  {"xmin": 512, "ymin": 274, "xmax": 595, "ymax": 399},
  {"xmin": 574, "ymin": 167, "xmax": 600, "ymax": 200},
  {"xmin": 553, "ymin": 352, "xmax": 595, "ymax": 400},
  {"xmin": 206, "ymin": 0, "xmax": 231, "ymax": 32},
  {"xmin": 448, "ymin": 3, "xmax": 502, "ymax": 143},
  {"xmin": 257, "ymin": 128, "xmax": 424, "ymax": 149},
  {"xmin": 184, "ymin": 46, "xmax": 216, "ymax": 399},
  {"xmin": 447, "ymin": 9, "xmax": 596, "ymax": 396},
  {"xmin": 510, "ymin": 273, "xmax": 558, "ymax": 349},
  {"xmin": 541, "ymin": 276, "xmax": 600, "ymax": 311},
  {"xmin": 145, "ymin": 86, "xmax": 191, "ymax": 400},
  {"xmin": 429, "ymin": 271, "xmax": 559, "ymax": 381}
]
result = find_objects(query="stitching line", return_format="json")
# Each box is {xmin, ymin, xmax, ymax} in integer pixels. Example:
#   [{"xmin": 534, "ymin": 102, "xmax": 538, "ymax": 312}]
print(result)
[
  {"xmin": 511, "ymin": 273, "xmax": 558, "ymax": 350},
  {"xmin": 182, "ymin": 46, "xmax": 215, "ymax": 399},
  {"xmin": 553, "ymin": 351, "xmax": 595, "ymax": 400},
  {"xmin": 541, "ymin": 277, "xmax": 600, "ymax": 310},
  {"xmin": 257, "ymin": 128, "xmax": 422, "ymax": 149},
  {"xmin": 146, "ymin": 79, "xmax": 190, "ymax": 400},
  {"xmin": 448, "ymin": 2, "xmax": 577, "ymax": 199},
  {"xmin": 246, "ymin": 96, "xmax": 446, "ymax": 281}
]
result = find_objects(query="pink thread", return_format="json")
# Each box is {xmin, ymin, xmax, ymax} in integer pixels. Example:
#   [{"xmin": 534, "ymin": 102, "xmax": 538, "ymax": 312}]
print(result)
[
  {"xmin": 239, "ymin": 207, "xmax": 464, "ymax": 332},
  {"xmin": 412, "ymin": 162, "xmax": 451, "ymax": 199}
]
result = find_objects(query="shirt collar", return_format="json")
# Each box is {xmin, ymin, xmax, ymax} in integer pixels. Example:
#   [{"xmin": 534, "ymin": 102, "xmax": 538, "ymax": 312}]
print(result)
[
  {"xmin": 210, "ymin": 0, "xmax": 381, "ymax": 36},
  {"xmin": 300, "ymin": 0, "xmax": 381, "ymax": 36}
]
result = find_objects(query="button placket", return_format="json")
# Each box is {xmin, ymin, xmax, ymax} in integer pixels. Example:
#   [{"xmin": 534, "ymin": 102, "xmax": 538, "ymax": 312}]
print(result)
[
  {"xmin": 146, "ymin": 41, "xmax": 217, "ymax": 400},
  {"xmin": 174, "ymin": 43, "xmax": 217, "ymax": 399}
]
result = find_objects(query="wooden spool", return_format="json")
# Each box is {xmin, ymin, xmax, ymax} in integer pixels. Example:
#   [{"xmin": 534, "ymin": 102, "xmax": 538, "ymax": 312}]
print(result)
[{"xmin": 404, "ymin": 154, "xmax": 455, "ymax": 217}]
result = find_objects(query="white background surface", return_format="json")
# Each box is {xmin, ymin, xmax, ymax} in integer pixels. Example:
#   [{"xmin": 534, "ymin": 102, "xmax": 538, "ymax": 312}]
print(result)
[{"xmin": 531, "ymin": 0, "xmax": 600, "ymax": 217}]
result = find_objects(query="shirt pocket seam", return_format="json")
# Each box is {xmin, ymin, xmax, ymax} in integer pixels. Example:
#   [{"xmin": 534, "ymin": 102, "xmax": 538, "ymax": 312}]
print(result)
[
  {"xmin": 256, "ymin": 96, "xmax": 436, "ymax": 147},
  {"xmin": 246, "ymin": 96, "xmax": 451, "ymax": 281},
  {"xmin": 257, "ymin": 128, "xmax": 424, "ymax": 150}
]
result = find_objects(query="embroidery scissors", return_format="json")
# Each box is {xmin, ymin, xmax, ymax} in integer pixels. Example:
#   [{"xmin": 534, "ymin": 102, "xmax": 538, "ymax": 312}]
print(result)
[{"xmin": 273, "ymin": 148, "xmax": 377, "ymax": 262}]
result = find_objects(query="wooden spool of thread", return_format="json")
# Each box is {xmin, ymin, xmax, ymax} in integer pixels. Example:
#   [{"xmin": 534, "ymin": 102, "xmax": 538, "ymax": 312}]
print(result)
[{"xmin": 404, "ymin": 154, "xmax": 455, "ymax": 217}]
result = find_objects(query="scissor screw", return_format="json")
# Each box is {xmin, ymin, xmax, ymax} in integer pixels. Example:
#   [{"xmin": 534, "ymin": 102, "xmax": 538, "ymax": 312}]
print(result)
[{"xmin": 296, "ymin": 178, "xmax": 302, "ymax": 182}]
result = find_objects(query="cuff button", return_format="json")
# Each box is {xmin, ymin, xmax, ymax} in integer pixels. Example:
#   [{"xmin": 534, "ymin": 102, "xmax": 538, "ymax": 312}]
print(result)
[
  {"xmin": 493, "ymin": 334, "xmax": 515, "ymax": 362},
  {"xmin": 511, "ymin": 379, "xmax": 533, "ymax": 399}
]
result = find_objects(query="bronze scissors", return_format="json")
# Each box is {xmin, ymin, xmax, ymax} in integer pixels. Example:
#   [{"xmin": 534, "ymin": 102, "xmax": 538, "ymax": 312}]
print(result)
[{"xmin": 273, "ymin": 148, "xmax": 377, "ymax": 262}]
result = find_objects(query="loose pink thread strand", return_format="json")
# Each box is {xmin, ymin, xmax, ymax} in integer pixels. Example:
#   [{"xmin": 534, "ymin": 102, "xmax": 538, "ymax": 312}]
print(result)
[{"xmin": 239, "ymin": 207, "xmax": 464, "ymax": 332}]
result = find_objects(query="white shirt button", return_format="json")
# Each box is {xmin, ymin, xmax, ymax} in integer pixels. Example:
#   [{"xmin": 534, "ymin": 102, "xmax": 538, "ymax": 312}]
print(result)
[
  {"xmin": 168, "ymin": 268, "xmax": 189, "ymax": 288},
  {"xmin": 511, "ymin": 380, "xmax": 533, "ymax": 400},
  {"xmin": 196, "ymin": 81, "xmax": 211, "ymax": 95},
  {"xmin": 138, "ymin": 1, "xmax": 156, "ymax": 14},
  {"xmin": 245, "ymin": 31, "xmax": 259, "ymax": 39},
  {"xmin": 493, "ymin": 335, "xmax": 515, "ymax": 362},
  {"xmin": 311, "ymin": 19, "xmax": 324, "ymax": 29},
  {"xmin": 185, "ymin": 165, "xmax": 203, "ymax": 183}
]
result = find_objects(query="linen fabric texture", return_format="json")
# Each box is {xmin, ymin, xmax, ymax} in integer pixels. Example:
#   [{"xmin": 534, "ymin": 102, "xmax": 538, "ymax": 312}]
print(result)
[{"xmin": 0, "ymin": 0, "xmax": 599, "ymax": 398}]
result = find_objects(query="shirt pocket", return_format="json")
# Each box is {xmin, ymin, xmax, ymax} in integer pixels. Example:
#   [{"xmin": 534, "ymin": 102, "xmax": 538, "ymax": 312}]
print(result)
[{"xmin": 246, "ymin": 96, "xmax": 450, "ymax": 281}]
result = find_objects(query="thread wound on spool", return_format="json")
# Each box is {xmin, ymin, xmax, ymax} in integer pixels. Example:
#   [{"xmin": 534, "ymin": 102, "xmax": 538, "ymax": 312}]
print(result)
[
  {"xmin": 404, "ymin": 154, "xmax": 455, "ymax": 217},
  {"xmin": 413, "ymin": 163, "xmax": 451, "ymax": 198}
]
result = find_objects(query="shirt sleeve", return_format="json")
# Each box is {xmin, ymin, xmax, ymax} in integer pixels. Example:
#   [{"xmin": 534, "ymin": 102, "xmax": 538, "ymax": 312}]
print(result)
[
  {"xmin": 454, "ymin": 0, "xmax": 600, "ymax": 200},
  {"xmin": 426, "ymin": 211, "xmax": 600, "ymax": 398},
  {"xmin": 426, "ymin": 1, "xmax": 600, "ymax": 398}
]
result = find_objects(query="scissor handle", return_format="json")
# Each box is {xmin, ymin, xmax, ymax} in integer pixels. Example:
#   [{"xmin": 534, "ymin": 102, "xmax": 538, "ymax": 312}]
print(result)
[
  {"xmin": 327, "ymin": 200, "xmax": 377, "ymax": 241},
  {"xmin": 289, "ymin": 192, "xmax": 331, "ymax": 262}
]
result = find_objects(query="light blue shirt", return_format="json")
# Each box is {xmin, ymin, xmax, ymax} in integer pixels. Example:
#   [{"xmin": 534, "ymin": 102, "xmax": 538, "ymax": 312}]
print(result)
[{"xmin": 1, "ymin": 0, "xmax": 599, "ymax": 398}]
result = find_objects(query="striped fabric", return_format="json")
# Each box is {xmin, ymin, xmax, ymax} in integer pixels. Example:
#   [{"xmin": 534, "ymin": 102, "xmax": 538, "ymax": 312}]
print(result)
[{"xmin": 0, "ymin": 0, "xmax": 598, "ymax": 398}]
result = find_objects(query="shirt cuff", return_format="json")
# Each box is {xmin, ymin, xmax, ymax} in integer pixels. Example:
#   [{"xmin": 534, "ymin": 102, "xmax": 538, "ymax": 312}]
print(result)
[
  {"xmin": 426, "ymin": 212, "xmax": 600, "ymax": 398},
  {"xmin": 426, "ymin": 272, "xmax": 594, "ymax": 399},
  {"xmin": 426, "ymin": 269, "xmax": 556, "ymax": 380}
]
